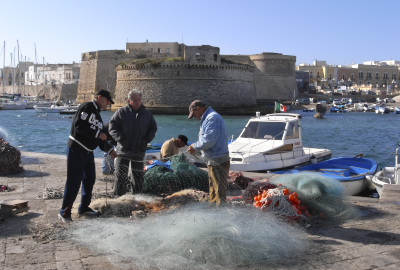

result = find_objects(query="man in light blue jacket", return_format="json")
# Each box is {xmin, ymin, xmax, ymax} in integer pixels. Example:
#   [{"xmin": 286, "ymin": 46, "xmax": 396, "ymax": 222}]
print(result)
[{"xmin": 187, "ymin": 100, "xmax": 230, "ymax": 205}]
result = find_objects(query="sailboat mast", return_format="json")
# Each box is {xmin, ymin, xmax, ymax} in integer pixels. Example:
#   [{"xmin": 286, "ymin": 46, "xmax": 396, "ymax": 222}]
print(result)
[
  {"xmin": 2, "ymin": 41, "xmax": 5, "ymax": 94},
  {"xmin": 11, "ymin": 52, "xmax": 15, "ymax": 95},
  {"xmin": 17, "ymin": 40, "xmax": 20, "ymax": 95},
  {"xmin": 34, "ymin": 43, "xmax": 39, "ymax": 97}
]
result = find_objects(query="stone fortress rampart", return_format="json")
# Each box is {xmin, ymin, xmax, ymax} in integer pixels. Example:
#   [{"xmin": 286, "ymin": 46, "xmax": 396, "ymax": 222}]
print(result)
[
  {"xmin": 77, "ymin": 42, "xmax": 297, "ymax": 112},
  {"xmin": 115, "ymin": 62, "xmax": 256, "ymax": 109}
]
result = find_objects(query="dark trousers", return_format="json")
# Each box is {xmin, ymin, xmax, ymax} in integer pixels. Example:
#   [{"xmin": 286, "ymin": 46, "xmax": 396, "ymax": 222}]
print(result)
[
  {"xmin": 60, "ymin": 144, "xmax": 96, "ymax": 217},
  {"xmin": 113, "ymin": 156, "xmax": 144, "ymax": 196}
]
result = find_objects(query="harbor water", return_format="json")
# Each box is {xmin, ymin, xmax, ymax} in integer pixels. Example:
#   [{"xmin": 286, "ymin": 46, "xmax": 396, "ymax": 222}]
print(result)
[{"xmin": 0, "ymin": 109, "xmax": 399, "ymax": 169}]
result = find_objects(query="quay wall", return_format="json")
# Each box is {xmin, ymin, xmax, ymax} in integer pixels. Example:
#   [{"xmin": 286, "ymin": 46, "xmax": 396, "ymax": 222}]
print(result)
[
  {"xmin": 1, "ymin": 84, "xmax": 78, "ymax": 101},
  {"xmin": 114, "ymin": 63, "xmax": 256, "ymax": 109}
]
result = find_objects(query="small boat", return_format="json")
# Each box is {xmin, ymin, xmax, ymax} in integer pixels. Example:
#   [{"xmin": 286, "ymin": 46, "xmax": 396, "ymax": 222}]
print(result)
[
  {"xmin": 302, "ymin": 108, "xmax": 315, "ymax": 112},
  {"xmin": 375, "ymin": 104, "xmax": 390, "ymax": 114},
  {"xmin": 0, "ymin": 99, "xmax": 27, "ymax": 110},
  {"xmin": 274, "ymin": 156, "xmax": 378, "ymax": 196},
  {"xmin": 394, "ymin": 107, "xmax": 400, "ymax": 114},
  {"xmin": 59, "ymin": 108, "xmax": 78, "ymax": 115},
  {"xmin": 330, "ymin": 105, "xmax": 347, "ymax": 113},
  {"xmin": 34, "ymin": 104, "xmax": 79, "ymax": 113},
  {"xmin": 229, "ymin": 113, "xmax": 332, "ymax": 172},
  {"xmin": 370, "ymin": 148, "xmax": 400, "ymax": 196}
]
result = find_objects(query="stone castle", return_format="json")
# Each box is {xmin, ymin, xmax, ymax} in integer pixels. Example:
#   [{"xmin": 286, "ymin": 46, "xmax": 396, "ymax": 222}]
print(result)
[{"xmin": 77, "ymin": 42, "xmax": 297, "ymax": 111}]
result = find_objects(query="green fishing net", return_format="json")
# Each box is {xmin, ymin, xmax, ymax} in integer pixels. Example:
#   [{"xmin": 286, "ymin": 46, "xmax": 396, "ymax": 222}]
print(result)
[
  {"xmin": 143, "ymin": 153, "xmax": 209, "ymax": 195},
  {"xmin": 271, "ymin": 172, "xmax": 359, "ymax": 220}
]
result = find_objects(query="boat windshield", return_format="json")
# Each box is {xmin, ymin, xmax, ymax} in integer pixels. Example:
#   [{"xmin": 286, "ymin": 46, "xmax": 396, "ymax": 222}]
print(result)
[{"xmin": 240, "ymin": 121, "xmax": 286, "ymax": 139}]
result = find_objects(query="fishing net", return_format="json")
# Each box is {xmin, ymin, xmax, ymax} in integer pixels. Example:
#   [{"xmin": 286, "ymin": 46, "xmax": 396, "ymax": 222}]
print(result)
[
  {"xmin": 270, "ymin": 172, "xmax": 359, "ymax": 220},
  {"xmin": 142, "ymin": 153, "xmax": 209, "ymax": 195},
  {"xmin": 69, "ymin": 204, "xmax": 309, "ymax": 269},
  {"xmin": 0, "ymin": 137, "xmax": 23, "ymax": 175},
  {"xmin": 89, "ymin": 189, "xmax": 209, "ymax": 218}
]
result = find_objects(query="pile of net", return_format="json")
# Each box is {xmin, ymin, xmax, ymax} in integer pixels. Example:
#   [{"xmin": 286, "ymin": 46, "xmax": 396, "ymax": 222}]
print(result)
[
  {"xmin": 142, "ymin": 153, "xmax": 209, "ymax": 195},
  {"xmin": 235, "ymin": 172, "xmax": 358, "ymax": 222},
  {"xmin": 89, "ymin": 189, "xmax": 209, "ymax": 218},
  {"xmin": 269, "ymin": 172, "xmax": 358, "ymax": 221},
  {"xmin": 0, "ymin": 137, "xmax": 23, "ymax": 175}
]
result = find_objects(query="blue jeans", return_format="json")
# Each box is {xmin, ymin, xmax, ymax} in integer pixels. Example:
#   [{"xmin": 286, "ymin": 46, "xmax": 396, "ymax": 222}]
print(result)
[
  {"xmin": 60, "ymin": 144, "xmax": 96, "ymax": 217},
  {"xmin": 102, "ymin": 152, "xmax": 115, "ymax": 174}
]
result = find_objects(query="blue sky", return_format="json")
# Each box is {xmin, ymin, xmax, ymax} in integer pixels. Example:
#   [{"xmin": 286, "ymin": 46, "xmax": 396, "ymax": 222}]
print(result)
[{"xmin": 1, "ymin": 0, "xmax": 399, "ymax": 66}]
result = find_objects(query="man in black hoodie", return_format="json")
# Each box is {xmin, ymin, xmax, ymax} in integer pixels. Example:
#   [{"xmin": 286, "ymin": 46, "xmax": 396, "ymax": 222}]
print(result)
[
  {"xmin": 58, "ymin": 89, "xmax": 114, "ymax": 222},
  {"xmin": 109, "ymin": 89, "xmax": 157, "ymax": 196}
]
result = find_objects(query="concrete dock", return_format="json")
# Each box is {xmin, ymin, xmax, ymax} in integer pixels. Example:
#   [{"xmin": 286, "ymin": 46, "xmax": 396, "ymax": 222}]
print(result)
[{"xmin": 1, "ymin": 151, "xmax": 400, "ymax": 269}]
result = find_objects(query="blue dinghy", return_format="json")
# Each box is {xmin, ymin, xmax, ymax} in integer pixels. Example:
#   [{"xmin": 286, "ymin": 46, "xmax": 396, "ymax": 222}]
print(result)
[{"xmin": 275, "ymin": 157, "xmax": 378, "ymax": 196}]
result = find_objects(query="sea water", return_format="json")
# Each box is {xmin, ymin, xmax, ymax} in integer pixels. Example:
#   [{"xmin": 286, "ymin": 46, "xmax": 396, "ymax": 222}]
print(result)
[{"xmin": 0, "ymin": 109, "xmax": 399, "ymax": 168}]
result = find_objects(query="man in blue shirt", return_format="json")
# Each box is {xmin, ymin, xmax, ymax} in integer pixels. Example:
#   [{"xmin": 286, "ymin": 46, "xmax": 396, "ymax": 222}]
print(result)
[{"xmin": 187, "ymin": 100, "xmax": 230, "ymax": 205}]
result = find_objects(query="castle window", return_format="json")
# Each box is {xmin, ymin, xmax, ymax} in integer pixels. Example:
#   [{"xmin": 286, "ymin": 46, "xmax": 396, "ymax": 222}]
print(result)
[
  {"xmin": 166, "ymin": 48, "xmax": 170, "ymax": 54},
  {"xmin": 214, "ymin": 54, "xmax": 218, "ymax": 61},
  {"xmin": 149, "ymin": 48, "xmax": 153, "ymax": 53},
  {"xmin": 158, "ymin": 48, "xmax": 161, "ymax": 53}
]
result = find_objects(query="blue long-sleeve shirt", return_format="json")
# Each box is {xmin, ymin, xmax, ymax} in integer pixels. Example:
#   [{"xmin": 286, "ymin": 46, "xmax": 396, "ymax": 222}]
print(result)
[{"xmin": 193, "ymin": 107, "xmax": 229, "ymax": 162}]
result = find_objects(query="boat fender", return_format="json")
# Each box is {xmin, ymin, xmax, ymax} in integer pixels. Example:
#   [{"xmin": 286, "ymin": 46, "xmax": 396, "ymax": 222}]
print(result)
[
  {"xmin": 310, "ymin": 155, "xmax": 317, "ymax": 164},
  {"xmin": 354, "ymin": 153, "xmax": 364, "ymax": 158}
]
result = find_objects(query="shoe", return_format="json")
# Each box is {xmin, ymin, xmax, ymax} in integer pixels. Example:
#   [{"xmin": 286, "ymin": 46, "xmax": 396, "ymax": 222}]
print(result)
[
  {"xmin": 78, "ymin": 208, "xmax": 100, "ymax": 217},
  {"xmin": 58, "ymin": 213, "xmax": 73, "ymax": 222}
]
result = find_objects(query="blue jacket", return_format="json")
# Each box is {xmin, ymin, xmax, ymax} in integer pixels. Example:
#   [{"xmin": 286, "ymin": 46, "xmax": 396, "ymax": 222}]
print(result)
[{"xmin": 193, "ymin": 107, "xmax": 229, "ymax": 160}]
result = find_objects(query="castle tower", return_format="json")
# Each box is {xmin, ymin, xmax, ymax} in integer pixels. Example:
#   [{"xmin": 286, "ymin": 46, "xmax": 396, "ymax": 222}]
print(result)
[{"xmin": 250, "ymin": 52, "xmax": 297, "ymax": 103}]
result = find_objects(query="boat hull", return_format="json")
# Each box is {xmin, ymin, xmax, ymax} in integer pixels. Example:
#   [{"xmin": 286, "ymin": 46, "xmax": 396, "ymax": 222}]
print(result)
[
  {"xmin": 274, "ymin": 157, "xmax": 378, "ymax": 196},
  {"xmin": 230, "ymin": 148, "xmax": 332, "ymax": 172},
  {"xmin": 371, "ymin": 167, "xmax": 395, "ymax": 196}
]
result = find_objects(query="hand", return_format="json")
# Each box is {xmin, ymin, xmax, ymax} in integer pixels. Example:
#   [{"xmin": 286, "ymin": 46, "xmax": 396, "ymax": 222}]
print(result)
[
  {"xmin": 99, "ymin": 133, "xmax": 107, "ymax": 141},
  {"xmin": 110, "ymin": 150, "xmax": 117, "ymax": 159},
  {"xmin": 187, "ymin": 144, "xmax": 196, "ymax": 154}
]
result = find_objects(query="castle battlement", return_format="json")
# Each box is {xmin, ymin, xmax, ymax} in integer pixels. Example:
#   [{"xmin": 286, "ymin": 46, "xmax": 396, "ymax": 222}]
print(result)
[{"xmin": 117, "ymin": 62, "xmax": 255, "ymax": 72}]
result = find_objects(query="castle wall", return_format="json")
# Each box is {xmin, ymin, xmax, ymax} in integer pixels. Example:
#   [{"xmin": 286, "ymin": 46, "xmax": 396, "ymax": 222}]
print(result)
[
  {"xmin": 77, "ymin": 46, "xmax": 298, "ymax": 109},
  {"xmin": 249, "ymin": 53, "xmax": 297, "ymax": 102},
  {"xmin": 114, "ymin": 63, "xmax": 256, "ymax": 109},
  {"xmin": 77, "ymin": 50, "xmax": 132, "ymax": 102}
]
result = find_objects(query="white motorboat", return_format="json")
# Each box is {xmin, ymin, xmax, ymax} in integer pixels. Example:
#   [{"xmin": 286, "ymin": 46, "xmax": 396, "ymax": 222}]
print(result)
[
  {"xmin": 370, "ymin": 148, "xmax": 400, "ymax": 196},
  {"xmin": 229, "ymin": 113, "xmax": 332, "ymax": 172},
  {"xmin": 0, "ymin": 100, "xmax": 27, "ymax": 110},
  {"xmin": 34, "ymin": 104, "xmax": 79, "ymax": 113}
]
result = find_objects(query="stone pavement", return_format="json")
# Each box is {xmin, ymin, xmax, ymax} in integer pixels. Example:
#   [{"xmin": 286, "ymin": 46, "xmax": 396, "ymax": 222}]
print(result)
[{"xmin": 0, "ymin": 151, "xmax": 400, "ymax": 270}]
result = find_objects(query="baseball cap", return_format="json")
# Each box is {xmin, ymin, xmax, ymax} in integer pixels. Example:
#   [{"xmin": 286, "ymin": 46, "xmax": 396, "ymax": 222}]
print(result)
[
  {"xmin": 188, "ymin": 100, "xmax": 206, "ymax": 119},
  {"xmin": 178, "ymin": 134, "xmax": 189, "ymax": 146},
  {"xmin": 96, "ymin": 89, "xmax": 114, "ymax": 104}
]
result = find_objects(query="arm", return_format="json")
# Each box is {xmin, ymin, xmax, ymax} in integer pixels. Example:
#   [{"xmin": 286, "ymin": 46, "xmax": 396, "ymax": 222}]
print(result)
[
  {"xmin": 74, "ymin": 104, "xmax": 102, "ymax": 140},
  {"xmin": 109, "ymin": 110, "xmax": 126, "ymax": 145},
  {"xmin": 194, "ymin": 116, "xmax": 220, "ymax": 151},
  {"xmin": 144, "ymin": 114, "xmax": 157, "ymax": 143}
]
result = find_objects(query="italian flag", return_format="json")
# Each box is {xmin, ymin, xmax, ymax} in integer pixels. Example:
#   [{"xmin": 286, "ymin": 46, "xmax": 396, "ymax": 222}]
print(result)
[{"xmin": 275, "ymin": 101, "xmax": 287, "ymax": 112}]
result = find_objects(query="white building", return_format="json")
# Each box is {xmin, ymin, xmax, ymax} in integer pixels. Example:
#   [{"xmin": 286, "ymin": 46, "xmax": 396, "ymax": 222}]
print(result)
[{"xmin": 25, "ymin": 63, "xmax": 80, "ymax": 85}]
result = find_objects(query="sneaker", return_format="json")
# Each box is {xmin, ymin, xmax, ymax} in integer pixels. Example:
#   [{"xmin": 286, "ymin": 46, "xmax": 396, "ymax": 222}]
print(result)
[
  {"xmin": 58, "ymin": 213, "xmax": 73, "ymax": 222},
  {"xmin": 78, "ymin": 208, "xmax": 100, "ymax": 217}
]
